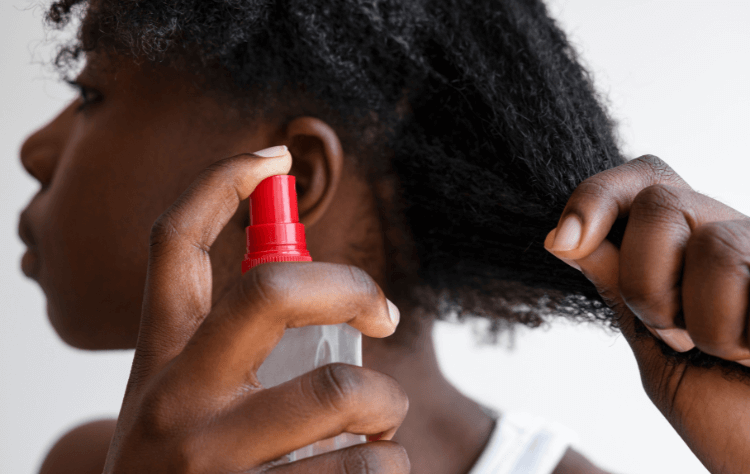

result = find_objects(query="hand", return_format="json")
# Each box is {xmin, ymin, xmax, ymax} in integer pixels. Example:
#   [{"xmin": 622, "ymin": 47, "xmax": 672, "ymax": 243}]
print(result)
[
  {"xmin": 545, "ymin": 155, "xmax": 750, "ymax": 473},
  {"xmin": 103, "ymin": 150, "xmax": 410, "ymax": 473}
]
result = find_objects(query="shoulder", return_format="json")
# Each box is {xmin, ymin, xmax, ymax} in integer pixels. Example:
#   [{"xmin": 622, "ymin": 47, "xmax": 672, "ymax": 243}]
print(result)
[
  {"xmin": 552, "ymin": 448, "xmax": 611, "ymax": 474},
  {"xmin": 39, "ymin": 419, "xmax": 117, "ymax": 474}
]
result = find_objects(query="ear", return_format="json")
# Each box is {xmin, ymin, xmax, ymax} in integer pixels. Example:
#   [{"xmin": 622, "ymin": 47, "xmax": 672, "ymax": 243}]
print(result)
[{"xmin": 282, "ymin": 117, "xmax": 344, "ymax": 228}]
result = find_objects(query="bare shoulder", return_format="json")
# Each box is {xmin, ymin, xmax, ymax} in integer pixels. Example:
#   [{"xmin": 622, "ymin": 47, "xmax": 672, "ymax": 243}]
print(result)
[
  {"xmin": 553, "ymin": 448, "xmax": 612, "ymax": 474},
  {"xmin": 39, "ymin": 419, "xmax": 117, "ymax": 474}
]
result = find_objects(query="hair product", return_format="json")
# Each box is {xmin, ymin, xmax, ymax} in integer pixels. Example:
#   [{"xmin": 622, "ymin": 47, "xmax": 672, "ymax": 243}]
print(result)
[{"xmin": 242, "ymin": 174, "xmax": 365, "ymax": 462}]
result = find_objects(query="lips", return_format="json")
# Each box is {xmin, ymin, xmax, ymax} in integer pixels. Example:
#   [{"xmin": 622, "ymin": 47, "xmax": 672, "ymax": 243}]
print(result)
[
  {"xmin": 18, "ymin": 210, "xmax": 41, "ymax": 278},
  {"xmin": 18, "ymin": 210, "xmax": 36, "ymax": 248}
]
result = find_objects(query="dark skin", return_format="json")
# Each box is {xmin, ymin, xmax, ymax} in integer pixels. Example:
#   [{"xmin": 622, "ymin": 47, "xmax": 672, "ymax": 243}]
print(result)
[
  {"xmin": 546, "ymin": 157, "xmax": 750, "ymax": 472},
  {"xmin": 19, "ymin": 53, "xmax": 502, "ymax": 474},
  {"xmin": 21, "ymin": 52, "xmax": 750, "ymax": 473}
]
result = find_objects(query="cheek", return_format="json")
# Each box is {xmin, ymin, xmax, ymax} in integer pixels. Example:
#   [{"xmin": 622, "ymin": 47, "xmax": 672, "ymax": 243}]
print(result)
[
  {"xmin": 36, "ymin": 135, "xmax": 179, "ymax": 349},
  {"xmin": 33, "ymin": 92, "xmax": 252, "ymax": 348}
]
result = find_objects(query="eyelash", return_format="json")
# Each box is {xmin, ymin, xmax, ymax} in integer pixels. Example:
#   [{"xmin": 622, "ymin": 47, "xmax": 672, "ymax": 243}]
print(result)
[{"xmin": 66, "ymin": 80, "xmax": 103, "ymax": 111}]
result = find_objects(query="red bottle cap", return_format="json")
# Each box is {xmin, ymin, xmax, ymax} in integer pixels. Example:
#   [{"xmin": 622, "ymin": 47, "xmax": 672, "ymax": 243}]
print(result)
[{"xmin": 242, "ymin": 175, "xmax": 312, "ymax": 274}]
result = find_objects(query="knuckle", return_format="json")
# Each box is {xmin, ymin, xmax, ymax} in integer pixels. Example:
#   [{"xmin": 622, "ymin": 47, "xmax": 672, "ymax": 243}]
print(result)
[
  {"xmin": 688, "ymin": 222, "xmax": 749, "ymax": 268},
  {"xmin": 308, "ymin": 363, "xmax": 363, "ymax": 413},
  {"xmin": 340, "ymin": 443, "xmax": 409, "ymax": 474},
  {"xmin": 344, "ymin": 265, "xmax": 380, "ymax": 301},
  {"xmin": 391, "ymin": 378, "xmax": 410, "ymax": 421},
  {"xmin": 630, "ymin": 184, "xmax": 684, "ymax": 223},
  {"xmin": 571, "ymin": 176, "xmax": 611, "ymax": 201},
  {"xmin": 149, "ymin": 212, "xmax": 182, "ymax": 250},
  {"xmin": 341, "ymin": 447, "xmax": 377, "ymax": 474},
  {"xmin": 633, "ymin": 155, "xmax": 681, "ymax": 184},
  {"xmin": 240, "ymin": 263, "xmax": 288, "ymax": 309}
]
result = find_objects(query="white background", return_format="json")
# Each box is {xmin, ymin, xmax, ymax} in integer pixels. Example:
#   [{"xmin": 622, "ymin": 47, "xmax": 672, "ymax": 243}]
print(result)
[{"xmin": 1, "ymin": 1, "xmax": 748, "ymax": 473}]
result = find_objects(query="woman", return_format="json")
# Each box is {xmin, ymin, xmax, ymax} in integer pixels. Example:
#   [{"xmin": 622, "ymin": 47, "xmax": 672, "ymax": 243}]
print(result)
[{"xmin": 20, "ymin": 0, "xmax": 750, "ymax": 472}]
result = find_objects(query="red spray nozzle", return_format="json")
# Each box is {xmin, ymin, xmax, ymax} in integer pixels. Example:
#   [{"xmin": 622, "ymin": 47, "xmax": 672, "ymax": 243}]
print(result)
[{"xmin": 242, "ymin": 175, "xmax": 312, "ymax": 274}]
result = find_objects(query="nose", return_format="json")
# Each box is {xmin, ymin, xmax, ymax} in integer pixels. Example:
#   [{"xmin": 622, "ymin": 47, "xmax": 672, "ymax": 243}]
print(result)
[{"xmin": 19, "ymin": 101, "xmax": 76, "ymax": 190}]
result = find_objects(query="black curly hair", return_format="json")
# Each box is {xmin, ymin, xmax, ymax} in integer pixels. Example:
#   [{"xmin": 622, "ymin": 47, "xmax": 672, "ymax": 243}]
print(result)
[{"xmin": 45, "ymin": 0, "xmax": 629, "ymax": 346}]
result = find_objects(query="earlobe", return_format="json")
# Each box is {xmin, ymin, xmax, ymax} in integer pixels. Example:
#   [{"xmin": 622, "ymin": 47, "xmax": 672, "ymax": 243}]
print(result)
[{"xmin": 284, "ymin": 117, "xmax": 344, "ymax": 228}]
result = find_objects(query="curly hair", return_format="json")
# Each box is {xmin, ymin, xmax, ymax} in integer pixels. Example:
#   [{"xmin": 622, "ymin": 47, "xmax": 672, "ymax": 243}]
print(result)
[{"xmin": 46, "ymin": 0, "xmax": 629, "ymax": 345}]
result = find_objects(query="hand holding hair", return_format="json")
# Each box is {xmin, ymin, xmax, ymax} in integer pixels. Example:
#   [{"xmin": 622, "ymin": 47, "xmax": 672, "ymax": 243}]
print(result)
[{"xmin": 546, "ymin": 155, "xmax": 750, "ymax": 473}]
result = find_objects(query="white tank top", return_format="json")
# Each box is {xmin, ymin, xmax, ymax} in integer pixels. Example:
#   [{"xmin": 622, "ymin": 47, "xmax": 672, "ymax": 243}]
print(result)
[{"xmin": 468, "ymin": 408, "xmax": 578, "ymax": 474}]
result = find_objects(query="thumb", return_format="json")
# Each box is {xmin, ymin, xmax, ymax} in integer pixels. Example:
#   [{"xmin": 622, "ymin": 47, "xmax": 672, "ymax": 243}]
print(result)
[
  {"xmin": 544, "ymin": 229, "xmax": 660, "ymax": 363},
  {"xmin": 544, "ymin": 228, "xmax": 621, "ymax": 308}
]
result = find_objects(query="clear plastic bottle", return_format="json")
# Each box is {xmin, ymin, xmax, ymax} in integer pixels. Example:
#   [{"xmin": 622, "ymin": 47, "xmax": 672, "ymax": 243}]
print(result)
[
  {"xmin": 256, "ymin": 324, "xmax": 364, "ymax": 461},
  {"xmin": 242, "ymin": 174, "xmax": 366, "ymax": 463}
]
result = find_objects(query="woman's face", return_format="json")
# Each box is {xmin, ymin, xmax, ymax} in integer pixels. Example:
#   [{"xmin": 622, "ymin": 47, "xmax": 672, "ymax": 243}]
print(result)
[{"xmin": 18, "ymin": 53, "xmax": 277, "ymax": 349}]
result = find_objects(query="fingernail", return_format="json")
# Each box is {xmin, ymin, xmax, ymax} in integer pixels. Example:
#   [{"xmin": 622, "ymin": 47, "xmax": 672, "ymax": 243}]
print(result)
[
  {"xmin": 644, "ymin": 325, "xmax": 664, "ymax": 341},
  {"xmin": 386, "ymin": 299, "xmax": 400, "ymax": 326},
  {"xmin": 254, "ymin": 145, "xmax": 288, "ymax": 158},
  {"xmin": 654, "ymin": 328, "xmax": 695, "ymax": 352},
  {"xmin": 550, "ymin": 215, "xmax": 583, "ymax": 251},
  {"xmin": 559, "ymin": 257, "xmax": 582, "ymax": 272},
  {"xmin": 544, "ymin": 229, "xmax": 582, "ymax": 271},
  {"xmin": 544, "ymin": 228, "xmax": 558, "ymax": 249}
]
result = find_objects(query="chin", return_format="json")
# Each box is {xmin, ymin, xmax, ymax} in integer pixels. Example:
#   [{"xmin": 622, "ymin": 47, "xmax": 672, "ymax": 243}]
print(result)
[{"xmin": 46, "ymin": 299, "xmax": 140, "ymax": 350}]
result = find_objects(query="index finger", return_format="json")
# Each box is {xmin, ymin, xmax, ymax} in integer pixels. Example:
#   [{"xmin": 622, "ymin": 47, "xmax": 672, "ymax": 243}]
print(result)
[
  {"xmin": 545, "ymin": 155, "xmax": 692, "ymax": 260},
  {"xmin": 137, "ymin": 146, "xmax": 292, "ymax": 378}
]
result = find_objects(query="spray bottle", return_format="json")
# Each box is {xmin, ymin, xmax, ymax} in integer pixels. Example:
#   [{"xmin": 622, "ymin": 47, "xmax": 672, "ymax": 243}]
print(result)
[{"xmin": 241, "ymin": 174, "xmax": 365, "ymax": 462}]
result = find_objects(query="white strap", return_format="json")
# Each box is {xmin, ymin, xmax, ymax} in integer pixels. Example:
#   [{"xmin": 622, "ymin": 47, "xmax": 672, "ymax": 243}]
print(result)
[{"xmin": 469, "ymin": 411, "xmax": 578, "ymax": 474}]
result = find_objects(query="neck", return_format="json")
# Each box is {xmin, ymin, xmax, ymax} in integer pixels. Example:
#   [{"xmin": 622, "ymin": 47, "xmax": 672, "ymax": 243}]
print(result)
[{"xmin": 362, "ymin": 319, "xmax": 495, "ymax": 474}]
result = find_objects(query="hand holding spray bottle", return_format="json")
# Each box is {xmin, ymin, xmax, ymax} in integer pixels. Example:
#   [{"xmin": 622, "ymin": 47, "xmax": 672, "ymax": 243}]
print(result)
[{"xmin": 241, "ymin": 174, "xmax": 365, "ymax": 462}]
